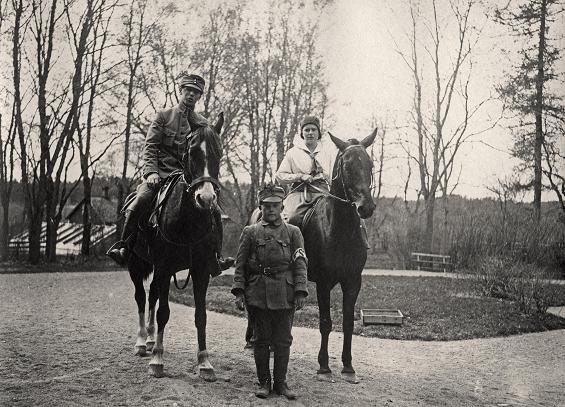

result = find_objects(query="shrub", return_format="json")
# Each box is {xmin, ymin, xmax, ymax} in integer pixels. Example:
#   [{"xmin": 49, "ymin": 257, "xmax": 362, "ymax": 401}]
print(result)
[{"xmin": 472, "ymin": 256, "xmax": 560, "ymax": 315}]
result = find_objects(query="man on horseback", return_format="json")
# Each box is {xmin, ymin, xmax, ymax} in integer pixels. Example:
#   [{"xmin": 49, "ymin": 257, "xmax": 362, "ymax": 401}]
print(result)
[
  {"xmin": 231, "ymin": 184, "xmax": 308, "ymax": 400},
  {"xmin": 275, "ymin": 115, "xmax": 335, "ymax": 227},
  {"xmin": 107, "ymin": 72, "xmax": 234, "ymax": 274}
]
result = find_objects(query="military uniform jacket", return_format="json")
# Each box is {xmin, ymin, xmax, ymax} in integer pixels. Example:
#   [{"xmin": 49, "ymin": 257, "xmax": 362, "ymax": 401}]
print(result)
[
  {"xmin": 231, "ymin": 220, "xmax": 308, "ymax": 310},
  {"xmin": 143, "ymin": 105, "xmax": 208, "ymax": 179}
]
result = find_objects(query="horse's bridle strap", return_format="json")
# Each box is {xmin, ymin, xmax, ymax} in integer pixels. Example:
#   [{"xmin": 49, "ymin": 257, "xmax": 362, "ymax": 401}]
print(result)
[{"xmin": 186, "ymin": 175, "xmax": 221, "ymax": 191}]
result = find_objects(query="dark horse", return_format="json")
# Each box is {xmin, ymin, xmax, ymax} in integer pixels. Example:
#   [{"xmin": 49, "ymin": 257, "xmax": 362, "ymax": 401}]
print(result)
[
  {"xmin": 303, "ymin": 129, "xmax": 377, "ymax": 384},
  {"xmin": 128, "ymin": 115, "xmax": 225, "ymax": 379}
]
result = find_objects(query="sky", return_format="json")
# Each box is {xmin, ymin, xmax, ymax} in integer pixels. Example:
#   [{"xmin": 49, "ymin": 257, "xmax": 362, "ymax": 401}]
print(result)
[{"xmin": 315, "ymin": 0, "xmax": 565, "ymax": 200}]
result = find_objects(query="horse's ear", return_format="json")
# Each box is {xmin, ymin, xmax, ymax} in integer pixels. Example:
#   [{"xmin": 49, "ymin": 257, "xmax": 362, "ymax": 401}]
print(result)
[
  {"xmin": 214, "ymin": 112, "xmax": 224, "ymax": 135},
  {"xmin": 360, "ymin": 127, "xmax": 378, "ymax": 148},
  {"xmin": 329, "ymin": 132, "xmax": 348, "ymax": 151}
]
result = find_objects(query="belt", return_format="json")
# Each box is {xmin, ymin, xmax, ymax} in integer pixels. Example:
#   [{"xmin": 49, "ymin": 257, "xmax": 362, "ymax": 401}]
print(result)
[{"xmin": 249, "ymin": 265, "xmax": 291, "ymax": 277}]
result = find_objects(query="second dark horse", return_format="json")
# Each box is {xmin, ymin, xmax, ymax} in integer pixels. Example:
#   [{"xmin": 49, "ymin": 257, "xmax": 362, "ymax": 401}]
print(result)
[
  {"xmin": 304, "ymin": 129, "xmax": 377, "ymax": 384},
  {"xmin": 128, "ymin": 115, "xmax": 225, "ymax": 380}
]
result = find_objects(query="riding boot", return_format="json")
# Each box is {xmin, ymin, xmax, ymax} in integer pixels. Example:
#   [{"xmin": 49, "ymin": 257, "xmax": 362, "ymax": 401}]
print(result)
[
  {"xmin": 254, "ymin": 344, "xmax": 271, "ymax": 398},
  {"xmin": 107, "ymin": 210, "xmax": 138, "ymax": 266},
  {"xmin": 211, "ymin": 211, "xmax": 235, "ymax": 277},
  {"xmin": 273, "ymin": 346, "xmax": 296, "ymax": 400}
]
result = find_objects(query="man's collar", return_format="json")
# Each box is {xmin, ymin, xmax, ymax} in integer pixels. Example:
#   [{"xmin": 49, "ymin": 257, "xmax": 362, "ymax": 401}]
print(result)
[{"xmin": 260, "ymin": 218, "xmax": 282, "ymax": 227}]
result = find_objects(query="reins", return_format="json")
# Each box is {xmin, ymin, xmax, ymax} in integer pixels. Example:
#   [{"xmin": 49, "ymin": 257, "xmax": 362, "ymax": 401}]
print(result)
[{"xmin": 288, "ymin": 144, "xmax": 373, "ymax": 208}]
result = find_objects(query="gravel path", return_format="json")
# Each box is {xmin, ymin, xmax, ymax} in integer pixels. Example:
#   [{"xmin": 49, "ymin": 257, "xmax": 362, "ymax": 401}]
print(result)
[{"xmin": 1, "ymin": 271, "xmax": 564, "ymax": 406}]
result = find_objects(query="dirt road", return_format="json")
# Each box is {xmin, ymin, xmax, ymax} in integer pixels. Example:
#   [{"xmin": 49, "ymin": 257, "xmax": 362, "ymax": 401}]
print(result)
[{"xmin": 1, "ymin": 271, "xmax": 564, "ymax": 406}]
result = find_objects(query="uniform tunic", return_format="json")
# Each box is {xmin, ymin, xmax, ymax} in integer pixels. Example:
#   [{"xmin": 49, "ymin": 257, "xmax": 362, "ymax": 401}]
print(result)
[
  {"xmin": 134, "ymin": 105, "xmax": 208, "ymax": 213},
  {"xmin": 143, "ymin": 105, "xmax": 208, "ymax": 179},
  {"xmin": 231, "ymin": 220, "xmax": 308, "ymax": 309},
  {"xmin": 231, "ymin": 220, "xmax": 308, "ymax": 349}
]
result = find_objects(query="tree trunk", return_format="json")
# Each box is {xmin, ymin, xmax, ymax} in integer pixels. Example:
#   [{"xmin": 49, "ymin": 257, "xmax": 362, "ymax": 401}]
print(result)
[
  {"xmin": 1, "ymin": 198, "xmax": 9, "ymax": 260},
  {"xmin": 81, "ymin": 175, "xmax": 92, "ymax": 255},
  {"xmin": 533, "ymin": 0, "xmax": 547, "ymax": 222},
  {"xmin": 424, "ymin": 194, "xmax": 436, "ymax": 252},
  {"xmin": 45, "ymin": 178, "xmax": 57, "ymax": 262},
  {"xmin": 28, "ymin": 213, "xmax": 42, "ymax": 263}
]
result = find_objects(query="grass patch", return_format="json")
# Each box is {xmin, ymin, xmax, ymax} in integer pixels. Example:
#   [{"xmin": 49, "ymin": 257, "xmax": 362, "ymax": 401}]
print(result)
[{"xmin": 170, "ymin": 274, "xmax": 565, "ymax": 341}]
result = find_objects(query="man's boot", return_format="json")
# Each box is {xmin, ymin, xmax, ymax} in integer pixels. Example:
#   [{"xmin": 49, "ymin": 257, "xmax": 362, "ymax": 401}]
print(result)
[
  {"xmin": 273, "ymin": 346, "xmax": 296, "ymax": 400},
  {"xmin": 107, "ymin": 210, "xmax": 137, "ymax": 266},
  {"xmin": 212, "ymin": 211, "xmax": 234, "ymax": 276},
  {"xmin": 254, "ymin": 344, "xmax": 271, "ymax": 398}
]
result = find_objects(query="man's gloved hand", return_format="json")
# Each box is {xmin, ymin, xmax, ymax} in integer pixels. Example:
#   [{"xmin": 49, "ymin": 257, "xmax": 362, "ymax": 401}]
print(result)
[
  {"xmin": 235, "ymin": 293, "xmax": 246, "ymax": 311},
  {"xmin": 147, "ymin": 173, "xmax": 160, "ymax": 189},
  {"xmin": 294, "ymin": 293, "xmax": 306, "ymax": 310}
]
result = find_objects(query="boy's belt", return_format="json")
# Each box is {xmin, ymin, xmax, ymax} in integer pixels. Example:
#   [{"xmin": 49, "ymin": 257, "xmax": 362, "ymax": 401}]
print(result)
[{"xmin": 248, "ymin": 265, "xmax": 291, "ymax": 277}]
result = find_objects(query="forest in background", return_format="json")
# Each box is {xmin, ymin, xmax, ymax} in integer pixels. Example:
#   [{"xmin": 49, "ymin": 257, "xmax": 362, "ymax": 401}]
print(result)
[{"xmin": 1, "ymin": 0, "xmax": 563, "ymax": 266}]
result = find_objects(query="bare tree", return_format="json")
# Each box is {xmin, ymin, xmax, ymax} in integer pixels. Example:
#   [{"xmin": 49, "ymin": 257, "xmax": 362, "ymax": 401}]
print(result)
[
  {"xmin": 397, "ymin": 0, "xmax": 495, "ymax": 252},
  {"xmin": 0, "ymin": 111, "xmax": 17, "ymax": 259},
  {"xmin": 76, "ymin": 0, "xmax": 121, "ymax": 255},
  {"xmin": 113, "ymin": 0, "xmax": 153, "ymax": 237}
]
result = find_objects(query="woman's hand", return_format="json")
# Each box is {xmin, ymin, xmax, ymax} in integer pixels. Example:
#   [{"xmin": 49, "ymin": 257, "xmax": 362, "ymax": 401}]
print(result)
[{"xmin": 300, "ymin": 174, "xmax": 314, "ymax": 183}]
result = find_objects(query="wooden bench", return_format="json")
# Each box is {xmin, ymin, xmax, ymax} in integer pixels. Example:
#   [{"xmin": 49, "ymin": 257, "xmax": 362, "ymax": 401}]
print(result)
[{"xmin": 410, "ymin": 252, "xmax": 452, "ymax": 272}]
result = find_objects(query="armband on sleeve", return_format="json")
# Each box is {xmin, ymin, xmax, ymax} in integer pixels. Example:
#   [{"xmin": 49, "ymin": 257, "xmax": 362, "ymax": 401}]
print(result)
[{"xmin": 292, "ymin": 248, "xmax": 307, "ymax": 263}]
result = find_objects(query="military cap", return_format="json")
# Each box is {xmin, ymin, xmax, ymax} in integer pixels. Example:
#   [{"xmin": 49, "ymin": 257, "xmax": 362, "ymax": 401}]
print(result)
[
  {"xmin": 178, "ymin": 73, "xmax": 205, "ymax": 94},
  {"xmin": 258, "ymin": 183, "xmax": 285, "ymax": 203},
  {"xmin": 300, "ymin": 115, "xmax": 321, "ymax": 139}
]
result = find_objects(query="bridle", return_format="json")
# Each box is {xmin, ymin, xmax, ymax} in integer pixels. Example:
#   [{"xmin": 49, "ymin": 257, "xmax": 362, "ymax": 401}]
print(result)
[
  {"xmin": 184, "ymin": 174, "xmax": 221, "ymax": 194},
  {"xmin": 183, "ymin": 131, "xmax": 222, "ymax": 195},
  {"xmin": 288, "ymin": 144, "xmax": 374, "ymax": 209},
  {"xmin": 330, "ymin": 144, "xmax": 374, "ymax": 205}
]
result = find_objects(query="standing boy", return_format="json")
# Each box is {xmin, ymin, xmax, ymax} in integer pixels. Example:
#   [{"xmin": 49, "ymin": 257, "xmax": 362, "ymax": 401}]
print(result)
[{"xmin": 231, "ymin": 184, "xmax": 308, "ymax": 399}]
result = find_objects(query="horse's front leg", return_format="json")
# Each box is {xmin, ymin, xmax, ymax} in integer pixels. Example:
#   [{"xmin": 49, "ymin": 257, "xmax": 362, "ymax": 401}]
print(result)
[
  {"xmin": 129, "ymin": 266, "xmax": 148, "ymax": 356},
  {"xmin": 145, "ymin": 276, "xmax": 158, "ymax": 352},
  {"xmin": 316, "ymin": 282, "xmax": 333, "ymax": 380},
  {"xmin": 192, "ymin": 272, "xmax": 216, "ymax": 382},
  {"xmin": 149, "ymin": 272, "xmax": 171, "ymax": 378},
  {"xmin": 340, "ymin": 275, "xmax": 362, "ymax": 384}
]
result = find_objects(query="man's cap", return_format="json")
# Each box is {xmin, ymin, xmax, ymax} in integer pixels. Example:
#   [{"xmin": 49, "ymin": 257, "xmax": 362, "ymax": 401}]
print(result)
[
  {"xmin": 179, "ymin": 73, "xmax": 205, "ymax": 94},
  {"xmin": 258, "ymin": 183, "xmax": 285, "ymax": 203},
  {"xmin": 300, "ymin": 115, "xmax": 321, "ymax": 139}
]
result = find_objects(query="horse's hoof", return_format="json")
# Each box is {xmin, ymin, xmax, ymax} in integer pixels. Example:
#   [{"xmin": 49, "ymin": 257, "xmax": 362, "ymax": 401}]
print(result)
[
  {"xmin": 146, "ymin": 341, "xmax": 155, "ymax": 352},
  {"xmin": 199, "ymin": 367, "xmax": 217, "ymax": 382},
  {"xmin": 316, "ymin": 369, "xmax": 334, "ymax": 382},
  {"xmin": 341, "ymin": 371, "xmax": 359, "ymax": 384},
  {"xmin": 134, "ymin": 345, "xmax": 147, "ymax": 356},
  {"xmin": 149, "ymin": 363, "xmax": 164, "ymax": 378}
]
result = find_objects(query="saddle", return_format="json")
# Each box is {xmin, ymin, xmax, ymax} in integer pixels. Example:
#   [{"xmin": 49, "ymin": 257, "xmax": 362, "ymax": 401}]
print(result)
[
  {"xmin": 121, "ymin": 171, "xmax": 184, "ymax": 263},
  {"xmin": 148, "ymin": 170, "xmax": 184, "ymax": 227},
  {"xmin": 121, "ymin": 171, "xmax": 184, "ymax": 224}
]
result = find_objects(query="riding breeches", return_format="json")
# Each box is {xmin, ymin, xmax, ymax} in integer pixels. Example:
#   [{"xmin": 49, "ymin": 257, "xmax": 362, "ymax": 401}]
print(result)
[{"xmin": 250, "ymin": 306, "xmax": 294, "ymax": 349}]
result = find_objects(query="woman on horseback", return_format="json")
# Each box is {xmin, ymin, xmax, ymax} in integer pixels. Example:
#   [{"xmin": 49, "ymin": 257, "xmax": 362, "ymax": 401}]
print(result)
[{"xmin": 275, "ymin": 116, "xmax": 336, "ymax": 226}]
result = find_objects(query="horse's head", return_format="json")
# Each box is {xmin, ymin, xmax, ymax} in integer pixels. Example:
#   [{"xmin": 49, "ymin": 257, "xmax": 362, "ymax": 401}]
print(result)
[
  {"xmin": 329, "ymin": 128, "xmax": 377, "ymax": 219},
  {"xmin": 183, "ymin": 113, "xmax": 224, "ymax": 210}
]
